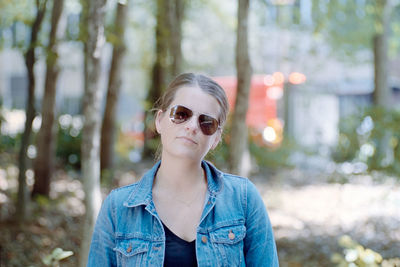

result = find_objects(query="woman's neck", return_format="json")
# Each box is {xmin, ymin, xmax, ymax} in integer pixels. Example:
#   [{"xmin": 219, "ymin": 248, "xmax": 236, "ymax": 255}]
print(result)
[{"xmin": 153, "ymin": 155, "xmax": 206, "ymax": 193}]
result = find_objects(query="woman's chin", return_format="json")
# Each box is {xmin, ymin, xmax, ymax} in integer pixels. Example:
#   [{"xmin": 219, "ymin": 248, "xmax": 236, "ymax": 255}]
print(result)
[{"xmin": 164, "ymin": 147, "xmax": 203, "ymax": 161}]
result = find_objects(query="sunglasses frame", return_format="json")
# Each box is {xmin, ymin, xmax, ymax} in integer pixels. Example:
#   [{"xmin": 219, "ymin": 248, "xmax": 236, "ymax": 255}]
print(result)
[{"xmin": 169, "ymin": 105, "xmax": 221, "ymax": 136}]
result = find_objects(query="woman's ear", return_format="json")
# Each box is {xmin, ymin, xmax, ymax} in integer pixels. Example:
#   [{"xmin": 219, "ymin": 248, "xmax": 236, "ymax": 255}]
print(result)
[
  {"xmin": 155, "ymin": 110, "xmax": 163, "ymax": 134},
  {"xmin": 210, "ymin": 131, "xmax": 222, "ymax": 150}
]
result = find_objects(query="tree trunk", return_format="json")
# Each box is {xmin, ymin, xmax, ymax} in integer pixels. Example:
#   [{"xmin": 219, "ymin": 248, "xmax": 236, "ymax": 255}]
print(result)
[
  {"xmin": 169, "ymin": 0, "xmax": 185, "ymax": 76},
  {"xmin": 32, "ymin": 0, "xmax": 65, "ymax": 198},
  {"xmin": 228, "ymin": 0, "xmax": 252, "ymax": 177},
  {"xmin": 100, "ymin": 1, "xmax": 128, "ymax": 174},
  {"xmin": 79, "ymin": 0, "xmax": 107, "ymax": 265},
  {"xmin": 16, "ymin": 0, "xmax": 48, "ymax": 223},
  {"xmin": 373, "ymin": 0, "xmax": 392, "ymax": 107},
  {"xmin": 372, "ymin": 0, "xmax": 394, "ymax": 170},
  {"xmin": 283, "ymin": 82, "xmax": 294, "ymax": 138},
  {"xmin": 142, "ymin": 0, "xmax": 171, "ymax": 159}
]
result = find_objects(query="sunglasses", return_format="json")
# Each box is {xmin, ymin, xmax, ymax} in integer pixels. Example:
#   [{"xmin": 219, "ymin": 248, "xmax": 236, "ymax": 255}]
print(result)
[{"xmin": 169, "ymin": 105, "xmax": 221, "ymax": 135}]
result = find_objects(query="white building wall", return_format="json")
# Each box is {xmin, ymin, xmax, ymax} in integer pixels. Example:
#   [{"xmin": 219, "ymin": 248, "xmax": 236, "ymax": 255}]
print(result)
[{"xmin": 291, "ymin": 90, "xmax": 339, "ymax": 147}]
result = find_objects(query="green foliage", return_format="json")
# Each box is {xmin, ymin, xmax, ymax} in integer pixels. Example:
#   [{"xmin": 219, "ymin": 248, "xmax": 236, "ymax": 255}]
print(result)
[
  {"xmin": 332, "ymin": 116, "xmax": 362, "ymax": 163},
  {"xmin": 205, "ymin": 132, "xmax": 229, "ymax": 170},
  {"xmin": 332, "ymin": 235, "xmax": 400, "ymax": 267},
  {"xmin": 325, "ymin": 1, "xmax": 375, "ymax": 53},
  {"xmin": 0, "ymin": 132, "xmax": 21, "ymax": 154},
  {"xmin": 0, "ymin": 111, "xmax": 82, "ymax": 170},
  {"xmin": 391, "ymin": 6, "xmax": 400, "ymax": 56},
  {"xmin": 0, "ymin": 108, "xmax": 21, "ymax": 155},
  {"xmin": 34, "ymin": 194, "xmax": 51, "ymax": 207},
  {"xmin": 115, "ymin": 126, "xmax": 146, "ymax": 164},
  {"xmin": 311, "ymin": 0, "xmax": 400, "ymax": 61},
  {"xmin": 56, "ymin": 115, "xmax": 82, "ymax": 170},
  {"xmin": 0, "ymin": 109, "xmax": 21, "ymax": 153},
  {"xmin": 249, "ymin": 137, "xmax": 296, "ymax": 170},
  {"xmin": 0, "ymin": 0, "xmax": 50, "ymax": 50},
  {"xmin": 42, "ymin": 247, "xmax": 74, "ymax": 267},
  {"xmin": 332, "ymin": 106, "xmax": 400, "ymax": 177},
  {"xmin": 0, "ymin": 0, "xmax": 35, "ymax": 26},
  {"xmin": 206, "ymin": 126, "xmax": 296, "ymax": 171},
  {"xmin": 78, "ymin": 0, "xmax": 88, "ymax": 43}
]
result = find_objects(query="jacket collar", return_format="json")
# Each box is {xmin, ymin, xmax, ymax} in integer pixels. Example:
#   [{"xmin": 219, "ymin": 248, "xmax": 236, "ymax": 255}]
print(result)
[
  {"xmin": 123, "ymin": 160, "xmax": 223, "ymax": 207},
  {"xmin": 202, "ymin": 160, "xmax": 223, "ymax": 195}
]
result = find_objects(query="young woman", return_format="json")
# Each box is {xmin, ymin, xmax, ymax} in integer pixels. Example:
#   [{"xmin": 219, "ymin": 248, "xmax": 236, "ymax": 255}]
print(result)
[{"xmin": 88, "ymin": 73, "xmax": 279, "ymax": 266}]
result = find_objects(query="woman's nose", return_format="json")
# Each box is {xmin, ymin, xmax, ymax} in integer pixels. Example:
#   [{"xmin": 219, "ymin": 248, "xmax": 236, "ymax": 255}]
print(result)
[{"xmin": 185, "ymin": 116, "xmax": 199, "ymax": 133}]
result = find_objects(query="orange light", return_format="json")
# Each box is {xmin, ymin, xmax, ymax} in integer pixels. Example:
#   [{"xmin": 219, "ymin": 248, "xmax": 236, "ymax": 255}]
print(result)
[
  {"xmin": 272, "ymin": 72, "xmax": 285, "ymax": 85},
  {"xmin": 289, "ymin": 72, "xmax": 306, "ymax": 85}
]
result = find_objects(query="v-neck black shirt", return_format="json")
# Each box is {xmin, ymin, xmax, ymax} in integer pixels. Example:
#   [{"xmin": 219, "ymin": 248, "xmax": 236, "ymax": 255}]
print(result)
[{"xmin": 162, "ymin": 222, "xmax": 198, "ymax": 267}]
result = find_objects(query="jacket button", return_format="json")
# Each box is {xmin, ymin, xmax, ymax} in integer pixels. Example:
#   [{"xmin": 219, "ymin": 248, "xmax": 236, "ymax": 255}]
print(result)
[
  {"xmin": 228, "ymin": 230, "xmax": 235, "ymax": 240},
  {"xmin": 201, "ymin": 236, "xmax": 207, "ymax": 244},
  {"xmin": 127, "ymin": 244, "xmax": 132, "ymax": 253}
]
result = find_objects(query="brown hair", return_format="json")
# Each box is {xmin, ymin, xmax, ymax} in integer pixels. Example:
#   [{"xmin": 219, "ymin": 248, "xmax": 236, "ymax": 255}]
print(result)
[{"xmin": 155, "ymin": 73, "xmax": 229, "ymax": 126}]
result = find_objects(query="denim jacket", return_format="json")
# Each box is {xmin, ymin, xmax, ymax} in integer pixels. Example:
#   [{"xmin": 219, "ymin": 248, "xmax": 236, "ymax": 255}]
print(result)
[{"xmin": 88, "ymin": 161, "xmax": 279, "ymax": 267}]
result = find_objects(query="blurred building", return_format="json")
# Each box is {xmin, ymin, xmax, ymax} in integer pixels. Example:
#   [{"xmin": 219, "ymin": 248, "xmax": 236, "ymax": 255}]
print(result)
[
  {"xmin": 1, "ymin": 0, "xmax": 400, "ymax": 150},
  {"xmin": 0, "ymin": 43, "xmax": 144, "ymax": 124}
]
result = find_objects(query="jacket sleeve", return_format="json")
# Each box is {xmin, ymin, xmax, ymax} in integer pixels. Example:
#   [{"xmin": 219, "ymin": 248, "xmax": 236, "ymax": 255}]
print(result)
[
  {"xmin": 243, "ymin": 179, "xmax": 279, "ymax": 267},
  {"xmin": 87, "ymin": 192, "xmax": 117, "ymax": 267}
]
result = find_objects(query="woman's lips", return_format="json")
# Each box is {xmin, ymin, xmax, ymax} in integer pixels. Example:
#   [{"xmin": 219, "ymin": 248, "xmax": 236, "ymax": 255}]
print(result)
[{"xmin": 177, "ymin": 136, "xmax": 198, "ymax": 144}]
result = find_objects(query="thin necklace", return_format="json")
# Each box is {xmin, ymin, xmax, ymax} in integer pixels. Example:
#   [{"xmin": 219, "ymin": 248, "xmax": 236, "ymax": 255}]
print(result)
[{"xmin": 171, "ymin": 189, "xmax": 204, "ymax": 207}]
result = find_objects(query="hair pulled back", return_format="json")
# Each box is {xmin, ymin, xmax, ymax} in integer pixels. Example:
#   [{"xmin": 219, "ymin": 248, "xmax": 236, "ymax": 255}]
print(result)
[{"xmin": 155, "ymin": 73, "xmax": 229, "ymax": 126}]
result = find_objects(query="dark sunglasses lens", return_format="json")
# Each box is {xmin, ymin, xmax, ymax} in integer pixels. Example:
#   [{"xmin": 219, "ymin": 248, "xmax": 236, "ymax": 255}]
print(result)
[
  {"xmin": 199, "ymin": 115, "xmax": 219, "ymax": 135},
  {"xmin": 170, "ymin": 105, "xmax": 192, "ymax": 123}
]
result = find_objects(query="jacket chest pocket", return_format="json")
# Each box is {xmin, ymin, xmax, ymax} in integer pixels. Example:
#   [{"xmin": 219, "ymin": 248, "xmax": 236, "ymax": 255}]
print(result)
[
  {"xmin": 209, "ymin": 224, "xmax": 246, "ymax": 267},
  {"xmin": 114, "ymin": 239, "xmax": 149, "ymax": 267}
]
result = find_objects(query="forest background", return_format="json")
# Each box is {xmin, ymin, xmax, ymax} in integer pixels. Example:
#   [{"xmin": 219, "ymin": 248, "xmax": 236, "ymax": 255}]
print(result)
[{"xmin": 0, "ymin": 0, "xmax": 400, "ymax": 266}]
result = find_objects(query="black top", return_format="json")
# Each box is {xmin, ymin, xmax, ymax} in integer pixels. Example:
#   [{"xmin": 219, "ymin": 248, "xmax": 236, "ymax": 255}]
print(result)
[{"xmin": 162, "ymin": 222, "xmax": 198, "ymax": 267}]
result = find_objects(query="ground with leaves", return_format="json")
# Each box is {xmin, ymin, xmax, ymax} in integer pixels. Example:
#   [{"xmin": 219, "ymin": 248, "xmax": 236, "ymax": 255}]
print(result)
[
  {"xmin": 0, "ymin": 160, "xmax": 399, "ymax": 267},
  {"xmin": 255, "ymin": 168, "xmax": 400, "ymax": 266}
]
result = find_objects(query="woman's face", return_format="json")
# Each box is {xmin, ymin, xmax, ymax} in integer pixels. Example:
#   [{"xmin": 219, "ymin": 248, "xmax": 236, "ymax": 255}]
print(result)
[{"xmin": 155, "ymin": 86, "xmax": 222, "ymax": 162}]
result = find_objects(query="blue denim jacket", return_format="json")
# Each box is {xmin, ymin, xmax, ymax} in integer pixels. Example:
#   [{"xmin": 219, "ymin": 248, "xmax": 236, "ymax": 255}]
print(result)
[{"xmin": 88, "ymin": 161, "xmax": 279, "ymax": 266}]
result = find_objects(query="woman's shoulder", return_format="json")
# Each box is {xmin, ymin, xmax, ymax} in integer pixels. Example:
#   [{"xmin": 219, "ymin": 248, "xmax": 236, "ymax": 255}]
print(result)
[
  {"xmin": 111, "ymin": 182, "xmax": 138, "ymax": 193},
  {"xmin": 105, "ymin": 163, "xmax": 160, "ymax": 207},
  {"xmin": 220, "ymin": 172, "xmax": 250, "ymax": 190},
  {"xmin": 213, "ymin": 165, "xmax": 261, "ymax": 198},
  {"xmin": 105, "ymin": 181, "xmax": 141, "ymax": 203},
  {"xmin": 220, "ymin": 171, "xmax": 248, "ymax": 182},
  {"xmin": 221, "ymin": 172, "xmax": 261, "ymax": 197},
  {"xmin": 208, "ymin": 162, "xmax": 250, "ymax": 185}
]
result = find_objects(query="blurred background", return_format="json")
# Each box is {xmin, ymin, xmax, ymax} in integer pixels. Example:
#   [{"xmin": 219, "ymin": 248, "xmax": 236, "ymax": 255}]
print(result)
[{"xmin": 0, "ymin": 0, "xmax": 400, "ymax": 266}]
